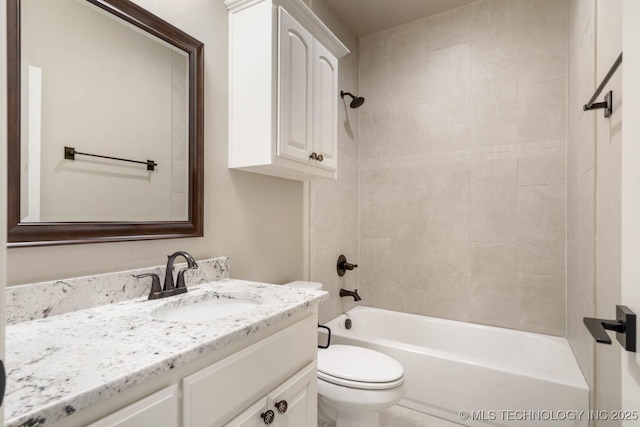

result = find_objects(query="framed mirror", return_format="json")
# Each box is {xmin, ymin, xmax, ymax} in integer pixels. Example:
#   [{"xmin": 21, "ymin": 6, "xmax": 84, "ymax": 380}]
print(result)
[{"xmin": 7, "ymin": 0, "xmax": 204, "ymax": 246}]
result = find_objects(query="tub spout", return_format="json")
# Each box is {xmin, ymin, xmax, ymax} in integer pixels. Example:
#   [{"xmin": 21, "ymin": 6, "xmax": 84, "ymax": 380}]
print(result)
[{"xmin": 340, "ymin": 289, "xmax": 362, "ymax": 301}]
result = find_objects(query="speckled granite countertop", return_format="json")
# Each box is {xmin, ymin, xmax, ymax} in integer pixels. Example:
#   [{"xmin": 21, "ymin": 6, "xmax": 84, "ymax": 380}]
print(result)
[{"xmin": 5, "ymin": 279, "xmax": 327, "ymax": 427}]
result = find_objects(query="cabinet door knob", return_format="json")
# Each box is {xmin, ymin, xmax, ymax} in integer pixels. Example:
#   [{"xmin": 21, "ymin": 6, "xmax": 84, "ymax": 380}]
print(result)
[
  {"xmin": 275, "ymin": 400, "xmax": 288, "ymax": 414},
  {"xmin": 261, "ymin": 410, "xmax": 275, "ymax": 425},
  {"xmin": 317, "ymin": 154, "xmax": 323, "ymax": 162},
  {"xmin": 309, "ymin": 152, "xmax": 318, "ymax": 160}
]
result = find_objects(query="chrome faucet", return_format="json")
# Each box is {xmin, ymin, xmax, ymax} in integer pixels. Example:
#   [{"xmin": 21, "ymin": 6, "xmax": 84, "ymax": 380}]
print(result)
[
  {"xmin": 134, "ymin": 251, "xmax": 199, "ymax": 300},
  {"xmin": 340, "ymin": 289, "xmax": 362, "ymax": 301}
]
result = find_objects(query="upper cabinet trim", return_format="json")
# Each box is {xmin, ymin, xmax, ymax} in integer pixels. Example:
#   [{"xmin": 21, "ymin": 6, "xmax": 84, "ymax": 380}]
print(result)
[{"xmin": 224, "ymin": 0, "xmax": 349, "ymax": 59}]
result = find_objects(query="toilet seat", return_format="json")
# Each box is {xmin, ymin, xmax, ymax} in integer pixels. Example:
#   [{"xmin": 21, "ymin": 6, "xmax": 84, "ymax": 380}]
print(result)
[{"xmin": 318, "ymin": 345, "xmax": 404, "ymax": 390}]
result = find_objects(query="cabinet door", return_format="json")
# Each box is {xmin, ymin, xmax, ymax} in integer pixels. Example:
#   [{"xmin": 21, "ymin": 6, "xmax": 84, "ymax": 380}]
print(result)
[
  {"xmin": 270, "ymin": 363, "xmax": 317, "ymax": 427},
  {"xmin": 278, "ymin": 7, "xmax": 314, "ymax": 163},
  {"xmin": 87, "ymin": 385, "xmax": 178, "ymax": 427},
  {"xmin": 312, "ymin": 40, "xmax": 338, "ymax": 171},
  {"xmin": 225, "ymin": 398, "xmax": 269, "ymax": 427}
]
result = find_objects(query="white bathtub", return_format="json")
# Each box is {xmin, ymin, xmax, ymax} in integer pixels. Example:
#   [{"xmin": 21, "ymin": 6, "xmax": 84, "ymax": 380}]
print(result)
[{"xmin": 324, "ymin": 306, "xmax": 589, "ymax": 427}]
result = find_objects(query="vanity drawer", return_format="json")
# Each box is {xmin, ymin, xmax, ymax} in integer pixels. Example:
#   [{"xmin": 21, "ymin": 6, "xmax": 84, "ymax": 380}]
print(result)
[{"xmin": 182, "ymin": 314, "xmax": 317, "ymax": 427}]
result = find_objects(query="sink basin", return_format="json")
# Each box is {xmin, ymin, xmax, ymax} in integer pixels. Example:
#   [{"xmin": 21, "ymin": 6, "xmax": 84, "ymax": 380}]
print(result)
[{"xmin": 153, "ymin": 297, "xmax": 261, "ymax": 323}]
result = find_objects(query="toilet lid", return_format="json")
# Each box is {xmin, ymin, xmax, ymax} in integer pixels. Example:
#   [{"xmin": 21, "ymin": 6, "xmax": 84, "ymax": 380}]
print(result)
[{"xmin": 317, "ymin": 345, "xmax": 404, "ymax": 389}]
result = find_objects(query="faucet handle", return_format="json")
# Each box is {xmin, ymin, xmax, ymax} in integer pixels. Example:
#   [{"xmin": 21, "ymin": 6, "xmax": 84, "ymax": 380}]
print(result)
[
  {"xmin": 134, "ymin": 273, "xmax": 162, "ymax": 300},
  {"xmin": 176, "ymin": 264, "xmax": 198, "ymax": 289}
]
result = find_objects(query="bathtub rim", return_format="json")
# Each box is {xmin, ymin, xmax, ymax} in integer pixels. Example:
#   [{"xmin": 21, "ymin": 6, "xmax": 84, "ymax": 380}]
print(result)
[{"xmin": 325, "ymin": 306, "xmax": 589, "ymax": 392}]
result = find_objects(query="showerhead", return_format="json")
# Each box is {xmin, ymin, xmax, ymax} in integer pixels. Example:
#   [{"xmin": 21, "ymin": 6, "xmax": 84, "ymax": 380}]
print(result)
[{"xmin": 340, "ymin": 91, "xmax": 365, "ymax": 109}]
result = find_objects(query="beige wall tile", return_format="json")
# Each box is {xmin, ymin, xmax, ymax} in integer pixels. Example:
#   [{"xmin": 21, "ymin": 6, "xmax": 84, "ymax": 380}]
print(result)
[
  {"xmin": 387, "ymin": 104, "xmax": 430, "ymax": 155},
  {"xmin": 426, "ymin": 163, "xmax": 470, "ymax": 215},
  {"xmin": 517, "ymin": 274, "xmax": 566, "ymax": 336},
  {"xmin": 470, "ymin": 59, "xmax": 518, "ymax": 125},
  {"xmin": 366, "ymin": 279, "xmax": 411, "ymax": 314},
  {"xmin": 360, "ymin": 166, "xmax": 392, "ymax": 202},
  {"xmin": 566, "ymin": 285, "xmax": 595, "ymax": 388},
  {"xmin": 578, "ymin": 234, "xmax": 596, "ymax": 303},
  {"xmin": 469, "ymin": 0, "xmax": 518, "ymax": 68},
  {"xmin": 470, "ymin": 158, "xmax": 518, "ymax": 243},
  {"xmin": 392, "ymin": 238, "xmax": 430, "ymax": 288},
  {"xmin": 470, "ymin": 122, "xmax": 517, "ymax": 149},
  {"xmin": 389, "ymin": 19, "xmax": 429, "ymax": 109},
  {"xmin": 571, "ymin": 115, "xmax": 596, "ymax": 175},
  {"xmin": 392, "ymin": 163, "xmax": 429, "ymax": 192},
  {"xmin": 427, "ymin": 291, "xmax": 471, "ymax": 322},
  {"xmin": 391, "ymin": 191, "xmax": 430, "ymax": 240},
  {"xmin": 428, "ymin": 123, "xmax": 470, "ymax": 155},
  {"xmin": 518, "ymin": 0, "xmax": 568, "ymax": 84},
  {"xmin": 468, "ymin": 294, "xmax": 519, "ymax": 329},
  {"xmin": 310, "ymin": 181, "xmax": 337, "ymax": 243},
  {"xmin": 428, "ymin": 215, "xmax": 470, "ymax": 266},
  {"xmin": 425, "ymin": 215, "xmax": 470, "ymax": 294},
  {"xmin": 517, "ymin": 184, "xmax": 566, "ymax": 245},
  {"xmin": 518, "ymin": 78, "xmax": 567, "ymax": 144},
  {"xmin": 360, "ymin": 30, "xmax": 391, "ymax": 90},
  {"xmin": 579, "ymin": 166, "xmax": 596, "ymax": 236},
  {"xmin": 518, "ymin": 155, "xmax": 566, "ymax": 186},
  {"xmin": 517, "ymin": 238, "xmax": 565, "ymax": 276},
  {"xmin": 354, "ymin": 0, "xmax": 567, "ymax": 335},
  {"xmin": 359, "ymin": 238, "xmax": 392, "ymax": 285},
  {"xmin": 428, "ymin": 6, "xmax": 469, "ymax": 51},
  {"xmin": 471, "ymin": 242, "xmax": 517, "ymax": 298},
  {"xmin": 360, "ymin": 197, "xmax": 394, "ymax": 239},
  {"xmin": 566, "ymin": 0, "xmax": 595, "ymax": 393},
  {"xmin": 429, "ymin": 43, "xmax": 470, "ymax": 126}
]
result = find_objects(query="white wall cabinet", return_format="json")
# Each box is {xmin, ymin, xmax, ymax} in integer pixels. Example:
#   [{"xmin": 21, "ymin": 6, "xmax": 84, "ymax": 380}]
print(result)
[
  {"xmin": 277, "ymin": 7, "xmax": 314, "ymax": 164},
  {"xmin": 225, "ymin": 0, "xmax": 348, "ymax": 181}
]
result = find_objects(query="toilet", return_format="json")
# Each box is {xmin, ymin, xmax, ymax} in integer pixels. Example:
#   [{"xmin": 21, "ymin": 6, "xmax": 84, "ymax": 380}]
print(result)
[{"xmin": 286, "ymin": 281, "xmax": 406, "ymax": 427}]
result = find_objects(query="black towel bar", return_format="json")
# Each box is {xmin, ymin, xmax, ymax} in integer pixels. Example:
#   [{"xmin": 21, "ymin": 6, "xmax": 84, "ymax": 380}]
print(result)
[
  {"xmin": 583, "ymin": 52, "xmax": 622, "ymax": 118},
  {"xmin": 64, "ymin": 146, "xmax": 157, "ymax": 171}
]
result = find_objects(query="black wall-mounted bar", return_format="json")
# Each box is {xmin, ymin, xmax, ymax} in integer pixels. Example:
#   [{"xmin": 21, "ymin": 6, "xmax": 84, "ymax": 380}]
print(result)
[
  {"xmin": 583, "ymin": 52, "xmax": 622, "ymax": 118},
  {"xmin": 64, "ymin": 146, "xmax": 158, "ymax": 171}
]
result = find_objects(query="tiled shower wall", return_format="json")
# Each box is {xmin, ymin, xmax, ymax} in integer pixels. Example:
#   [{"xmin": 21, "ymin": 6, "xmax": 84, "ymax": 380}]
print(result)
[
  {"xmin": 306, "ymin": 0, "xmax": 361, "ymax": 324},
  {"xmin": 358, "ymin": 0, "xmax": 568, "ymax": 335},
  {"xmin": 566, "ymin": 0, "xmax": 596, "ymax": 393}
]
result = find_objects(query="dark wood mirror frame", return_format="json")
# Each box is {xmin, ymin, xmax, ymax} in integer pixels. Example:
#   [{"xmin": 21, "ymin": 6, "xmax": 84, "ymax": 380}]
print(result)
[{"xmin": 7, "ymin": 0, "xmax": 204, "ymax": 247}]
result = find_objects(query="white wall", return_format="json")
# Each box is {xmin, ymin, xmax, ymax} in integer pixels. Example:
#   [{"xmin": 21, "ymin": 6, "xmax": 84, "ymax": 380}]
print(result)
[{"xmin": 7, "ymin": 0, "xmax": 304, "ymax": 286}]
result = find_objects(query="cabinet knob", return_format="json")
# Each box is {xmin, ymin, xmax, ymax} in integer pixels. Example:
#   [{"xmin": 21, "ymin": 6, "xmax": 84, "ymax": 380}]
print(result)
[
  {"xmin": 275, "ymin": 400, "xmax": 288, "ymax": 414},
  {"xmin": 261, "ymin": 410, "xmax": 275, "ymax": 425},
  {"xmin": 317, "ymin": 154, "xmax": 324, "ymax": 162},
  {"xmin": 309, "ymin": 152, "xmax": 318, "ymax": 160}
]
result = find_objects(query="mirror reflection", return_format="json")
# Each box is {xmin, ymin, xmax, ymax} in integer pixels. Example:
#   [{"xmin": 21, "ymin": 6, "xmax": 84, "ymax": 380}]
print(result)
[{"xmin": 20, "ymin": 0, "xmax": 189, "ymax": 222}]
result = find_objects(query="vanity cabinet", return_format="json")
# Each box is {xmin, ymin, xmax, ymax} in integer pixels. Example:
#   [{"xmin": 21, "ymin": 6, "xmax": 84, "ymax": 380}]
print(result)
[
  {"xmin": 87, "ymin": 385, "xmax": 178, "ymax": 427},
  {"xmin": 225, "ymin": 0, "xmax": 348, "ymax": 181},
  {"xmin": 46, "ymin": 313, "xmax": 318, "ymax": 427},
  {"xmin": 226, "ymin": 363, "xmax": 316, "ymax": 427},
  {"xmin": 183, "ymin": 314, "xmax": 317, "ymax": 426}
]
